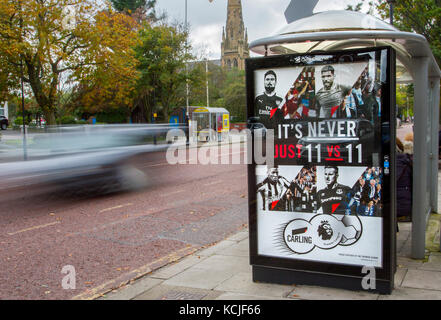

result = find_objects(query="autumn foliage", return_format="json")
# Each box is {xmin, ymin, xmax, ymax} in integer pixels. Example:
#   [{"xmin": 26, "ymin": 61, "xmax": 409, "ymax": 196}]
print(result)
[{"xmin": 0, "ymin": 0, "xmax": 140, "ymax": 124}]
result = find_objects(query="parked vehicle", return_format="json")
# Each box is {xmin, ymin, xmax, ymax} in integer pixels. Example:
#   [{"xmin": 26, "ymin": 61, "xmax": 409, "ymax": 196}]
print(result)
[
  {"xmin": 30, "ymin": 118, "xmax": 46, "ymax": 127},
  {"xmin": 248, "ymin": 122, "xmax": 267, "ymax": 138},
  {"xmin": 0, "ymin": 115, "xmax": 8, "ymax": 130}
]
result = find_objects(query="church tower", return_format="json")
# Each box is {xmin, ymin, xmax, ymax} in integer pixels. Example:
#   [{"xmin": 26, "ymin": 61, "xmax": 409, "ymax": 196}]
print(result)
[{"xmin": 221, "ymin": 0, "xmax": 249, "ymax": 70}]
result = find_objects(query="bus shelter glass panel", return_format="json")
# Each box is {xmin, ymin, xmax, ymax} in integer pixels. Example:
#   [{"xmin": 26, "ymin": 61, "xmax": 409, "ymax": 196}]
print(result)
[{"xmin": 194, "ymin": 113, "xmax": 210, "ymax": 131}]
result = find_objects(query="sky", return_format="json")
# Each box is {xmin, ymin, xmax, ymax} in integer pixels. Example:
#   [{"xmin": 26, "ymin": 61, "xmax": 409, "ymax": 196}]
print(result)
[{"xmin": 155, "ymin": 0, "xmax": 368, "ymax": 60}]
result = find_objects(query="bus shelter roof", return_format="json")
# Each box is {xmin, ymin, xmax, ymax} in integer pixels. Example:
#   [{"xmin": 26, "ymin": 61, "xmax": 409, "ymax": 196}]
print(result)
[
  {"xmin": 249, "ymin": 10, "xmax": 440, "ymax": 83},
  {"xmin": 193, "ymin": 107, "xmax": 229, "ymax": 114}
]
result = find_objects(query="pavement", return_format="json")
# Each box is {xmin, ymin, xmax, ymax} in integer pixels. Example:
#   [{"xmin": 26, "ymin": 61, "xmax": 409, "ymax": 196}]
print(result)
[{"xmin": 95, "ymin": 180, "xmax": 441, "ymax": 301}]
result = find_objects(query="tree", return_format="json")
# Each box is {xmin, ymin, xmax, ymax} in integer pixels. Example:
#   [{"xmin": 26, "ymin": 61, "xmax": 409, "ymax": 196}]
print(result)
[
  {"xmin": 110, "ymin": 0, "xmax": 158, "ymax": 23},
  {"xmin": 70, "ymin": 9, "xmax": 141, "ymax": 119},
  {"xmin": 133, "ymin": 22, "xmax": 203, "ymax": 122},
  {"xmin": 396, "ymin": 83, "xmax": 414, "ymax": 118},
  {"xmin": 110, "ymin": 0, "xmax": 154, "ymax": 13},
  {"xmin": 0, "ymin": 55, "xmax": 18, "ymax": 102},
  {"xmin": 186, "ymin": 60, "xmax": 223, "ymax": 107},
  {"xmin": 0, "ymin": 0, "xmax": 140, "ymax": 124},
  {"xmin": 217, "ymin": 69, "xmax": 246, "ymax": 122},
  {"xmin": 347, "ymin": 0, "xmax": 440, "ymax": 123},
  {"xmin": 347, "ymin": 0, "xmax": 441, "ymax": 66},
  {"xmin": 189, "ymin": 63, "xmax": 247, "ymax": 122}
]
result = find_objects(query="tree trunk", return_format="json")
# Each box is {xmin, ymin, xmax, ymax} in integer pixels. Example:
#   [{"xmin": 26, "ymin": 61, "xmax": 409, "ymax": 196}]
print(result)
[
  {"xmin": 43, "ymin": 110, "xmax": 56, "ymax": 125},
  {"xmin": 25, "ymin": 59, "xmax": 57, "ymax": 125},
  {"xmin": 162, "ymin": 107, "xmax": 169, "ymax": 123}
]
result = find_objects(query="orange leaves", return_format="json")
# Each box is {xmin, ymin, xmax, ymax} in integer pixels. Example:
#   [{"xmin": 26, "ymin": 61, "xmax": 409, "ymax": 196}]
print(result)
[
  {"xmin": 74, "ymin": 7, "xmax": 141, "ymax": 112},
  {"xmin": 0, "ymin": 0, "xmax": 143, "ymax": 120}
]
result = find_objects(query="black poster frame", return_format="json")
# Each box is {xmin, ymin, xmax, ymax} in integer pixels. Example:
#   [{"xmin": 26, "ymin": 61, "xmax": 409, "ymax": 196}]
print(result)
[{"xmin": 246, "ymin": 46, "xmax": 396, "ymax": 294}]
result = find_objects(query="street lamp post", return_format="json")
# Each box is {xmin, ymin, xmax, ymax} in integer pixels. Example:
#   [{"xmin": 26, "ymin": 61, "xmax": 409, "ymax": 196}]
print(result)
[
  {"xmin": 20, "ymin": 61, "xmax": 27, "ymax": 161},
  {"xmin": 19, "ymin": 0, "xmax": 27, "ymax": 160},
  {"xmin": 206, "ymin": 57, "xmax": 210, "ymax": 107},
  {"xmin": 386, "ymin": 0, "xmax": 395, "ymax": 26},
  {"xmin": 185, "ymin": 0, "xmax": 189, "ymax": 110}
]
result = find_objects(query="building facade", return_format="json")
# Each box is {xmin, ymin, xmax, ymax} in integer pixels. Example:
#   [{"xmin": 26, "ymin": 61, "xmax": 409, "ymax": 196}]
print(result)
[{"xmin": 221, "ymin": 0, "xmax": 249, "ymax": 70}]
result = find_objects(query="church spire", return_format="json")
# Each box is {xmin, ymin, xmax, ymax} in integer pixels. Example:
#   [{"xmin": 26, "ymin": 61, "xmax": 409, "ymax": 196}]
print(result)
[{"xmin": 221, "ymin": 0, "xmax": 249, "ymax": 70}]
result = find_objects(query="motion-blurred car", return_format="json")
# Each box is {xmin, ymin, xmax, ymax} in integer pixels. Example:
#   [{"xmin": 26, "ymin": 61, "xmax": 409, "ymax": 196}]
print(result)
[
  {"xmin": 0, "ymin": 124, "xmax": 186, "ymax": 197},
  {"xmin": 0, "ymin": 115, "xmax": 8, "ymax": 130}
]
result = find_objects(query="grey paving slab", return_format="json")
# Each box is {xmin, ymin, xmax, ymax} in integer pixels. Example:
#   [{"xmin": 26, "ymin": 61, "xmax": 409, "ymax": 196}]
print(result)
[
  {"xmin": 215, "ymin": 292, "xmax": 292, "ymax": 300},
  {"xmin": 394, "ymin": 267, "xmax": 408, "ymax": 287},
  {"xmin": 397, "ymin": 256, "xmax": 425, "ymax": 268},
  {"xmin": 398, "ymin": 222, "xmax": 412, "ymax": 232},
  {"xmin": 398, "ymin": 239, "xmax": 412, "ymax": 256},
  {"xmin": 197, "ymin": 240, "xmax": 237, "ymax": 257},
  {"xmin": 396, "ymin": 240, "xmax": 407, "ymax": 253},
  {"xmin": 162, "ymin": 267, "xmax": 236, "ymax": 290},
  {"xmin": 401, "ymin": 269, "xmax": 441, "ymax": 291},
  {"xmin": 149, "ymin": 255, "xmax": 209, "ymax": 280},
  {"xmin": 162, "ymin": 255, "xmax": 251, "ymax": 290},
  {"xmin": 287, "ymin": 285, "xmax": 379, "ymax": 300},
  {"xmin": 226, "ymin": 231, "xmax": 249, "ymax": 242},
  {"xmin": 397, "ymin": 230, "xmax": 410, "ymax": 242},
  {"xmin": 217, "ymin": 239, "xmax": 249, "ymax": 257},
  {"xmin": 379, "ymin": 287, "xmax": 441, "ymax": 300},
  {"xmin": 187, "ymin": 255, "xmax": 251, "ymax": 273},
  {"xmin": 100, "ymin": 277, "xmax": 163, "ymax": 300},
  {"xmin": 417, "ymin": 255, "xmax": 441, "ymax": 271},
  {"xmin": 133, "ymin": 284, "xmax": 223, "ymax": 300},
  {"xmin": 214, "ymin": 272, "xmax": 294, "ymax": 298}
]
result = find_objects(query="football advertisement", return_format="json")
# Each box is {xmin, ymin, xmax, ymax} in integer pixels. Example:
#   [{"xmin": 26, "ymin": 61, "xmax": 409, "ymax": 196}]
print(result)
[{"xmin": 249, "ymin": 49, "xmax": 390, "ymax": 268}]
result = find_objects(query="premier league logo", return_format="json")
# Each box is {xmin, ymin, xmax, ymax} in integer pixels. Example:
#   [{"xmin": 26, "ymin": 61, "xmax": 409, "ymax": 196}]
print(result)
[
  {"xmin": 282, "ymin": 214, "xmax": 362, "ymax": 254},
  {"xmin": 318, "ymin": 220, "xmax": 333, "ymax": 241}
]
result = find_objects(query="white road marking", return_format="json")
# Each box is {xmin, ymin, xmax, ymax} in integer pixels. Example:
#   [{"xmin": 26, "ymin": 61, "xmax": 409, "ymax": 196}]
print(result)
[
  {"xmin": 99, "ymin": 203, "xmax": 133, "ymax": 213},
  {"xmin": 203, "ymin": 181, "xmax": 224, "ymax": 187},
  {"xmin": 8, "ymin": 221, "xmax": 61, "ymax": 236}
]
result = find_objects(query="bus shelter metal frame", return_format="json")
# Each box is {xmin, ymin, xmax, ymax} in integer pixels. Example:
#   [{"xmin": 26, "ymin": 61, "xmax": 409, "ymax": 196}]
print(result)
[{"xmin": 249, "ymin": 11, "xmax": 441, "ymax": 259}]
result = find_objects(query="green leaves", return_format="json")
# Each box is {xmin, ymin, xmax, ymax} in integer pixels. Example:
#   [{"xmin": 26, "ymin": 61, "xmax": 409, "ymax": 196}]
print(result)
[
  {"xmin": 349, "ymin": 0, "xmax": 441, "ymax": 66},
  {"xmin": 110, "ymin": 0, "xmax": 154, "ymax": 13},
  {"xmin": 133, "ymin": 22, "xmax": 198, "ymax": 121}
]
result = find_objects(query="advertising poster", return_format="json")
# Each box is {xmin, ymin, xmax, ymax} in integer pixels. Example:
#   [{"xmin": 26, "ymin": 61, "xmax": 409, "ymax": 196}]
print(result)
[{"xmin": 247, "ymin": 47, "xmax": 395, "ymax": 275}]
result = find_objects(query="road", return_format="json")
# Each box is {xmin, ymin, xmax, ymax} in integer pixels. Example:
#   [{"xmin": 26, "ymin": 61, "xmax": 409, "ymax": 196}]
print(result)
[{"xmin": 0, "ymin": 142, "xmax": 248, "ymax": 299}]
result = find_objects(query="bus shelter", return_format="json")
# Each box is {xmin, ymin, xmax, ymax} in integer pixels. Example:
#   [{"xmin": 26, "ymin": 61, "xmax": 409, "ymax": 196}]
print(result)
[
  {"xmin": 249, "ymin": 10, "xmax": 441, "ymax": 259},
  {"xmin": 190, "ymin": 107, "xmax": 230, "ymax": 142}
]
